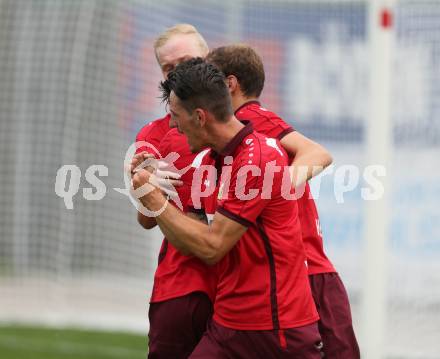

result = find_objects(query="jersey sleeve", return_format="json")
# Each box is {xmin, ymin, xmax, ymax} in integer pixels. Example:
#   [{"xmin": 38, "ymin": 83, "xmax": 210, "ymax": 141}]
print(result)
[
  {"xmin": 259, "ymin": 114, "xmax": 295, "ymax": 140},
  {"xmin": 236, "ymin": 107, "xmax": 295, "ymax": 140},
  {"xmin": 217, "ymin": 147, "xmax": 269, "ymax": 227}
]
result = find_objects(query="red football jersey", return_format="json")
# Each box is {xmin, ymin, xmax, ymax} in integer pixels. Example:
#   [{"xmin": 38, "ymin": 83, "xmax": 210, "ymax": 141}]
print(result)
[
  {"xmin": 150, "ymin": 128, "xmax": 217, "ymax": 303},
  {"xmin": 135, "ymin": 114, "xmax": 171, "ymax": 155},
  {"xmin": 235, "ymin": 101, "xmax": 336, "ymax": 275},
  {"xmin": 189, "ymin": 122, "xmax": 318, "ymax": 330}
]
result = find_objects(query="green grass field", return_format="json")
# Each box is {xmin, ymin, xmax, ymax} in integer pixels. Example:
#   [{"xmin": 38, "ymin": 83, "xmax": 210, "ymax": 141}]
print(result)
[{"xmin": 0, "ymin": 325, "xmax": 147, "ymax": 359}]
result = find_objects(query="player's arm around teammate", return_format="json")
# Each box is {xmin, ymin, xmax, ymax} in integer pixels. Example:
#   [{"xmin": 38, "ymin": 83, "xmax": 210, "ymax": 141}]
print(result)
[
  {"xmin": 206, "ymin": 45, "xmax": 332, "ymax": 186},
  {"xmin": 280, "ymin": 131, "xmax": 332, "ymax": 187}
]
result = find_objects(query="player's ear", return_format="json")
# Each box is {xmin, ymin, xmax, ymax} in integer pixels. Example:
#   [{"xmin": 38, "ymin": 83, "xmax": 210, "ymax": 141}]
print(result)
[
  {"xmin": 226, "ymin": 75, "xmax": 239, "ymax": 94},
  {"xmin": 194, "ymin": 108, "xmax": 207, "ymax": 127}
]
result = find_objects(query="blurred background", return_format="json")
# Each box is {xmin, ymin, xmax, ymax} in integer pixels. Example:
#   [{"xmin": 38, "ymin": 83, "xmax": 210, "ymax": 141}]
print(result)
[{"xmin": 0, "ymin": 0, "xmax": 439, "ymax": 358}]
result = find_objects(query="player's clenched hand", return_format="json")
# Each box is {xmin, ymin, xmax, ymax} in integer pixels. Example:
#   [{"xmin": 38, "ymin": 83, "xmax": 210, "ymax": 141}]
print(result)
[
  {"xmin": 154, "ymin": 159, "xmax": 183, "ymax": 189},
  {"xmin": 131, "ymin": 153, "xmax": 182, "ymax": 186},
  {"xmin": 131, "ymin": 168, "xmax": 159, "ymax": 201},
  {"xmin": 132, "ymin": 164, "xmax": 181, "ymax": 199},
  {"xmin": 130, "ymin": 152, "xmax": 156, "ymax": 175},
  {"xmin": 130, "ymin": 152, "xmax": 183, "ymax": 201}
]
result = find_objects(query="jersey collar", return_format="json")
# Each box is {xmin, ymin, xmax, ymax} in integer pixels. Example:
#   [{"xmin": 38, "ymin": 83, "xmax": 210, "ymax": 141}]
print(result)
[
  {"xmin": 219, "ymin": 121, "xmax": 253, "ymax": 156},
  {"xmin": 234, "ymin": 100, "xmax": 260, "ymax": 115}
]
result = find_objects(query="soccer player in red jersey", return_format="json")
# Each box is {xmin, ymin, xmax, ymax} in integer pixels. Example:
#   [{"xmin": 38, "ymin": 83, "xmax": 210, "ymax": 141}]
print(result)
[
  {"xmin": 207, "ymin": 44, "xmax": 360, "ymax": 358},
  {"xmin": 132, "ymin": 58, "xmax": 323, "ymax": 358},
  {"xmin": 132, "ymin": 25, "xmax": 216, "ymax": 359}
]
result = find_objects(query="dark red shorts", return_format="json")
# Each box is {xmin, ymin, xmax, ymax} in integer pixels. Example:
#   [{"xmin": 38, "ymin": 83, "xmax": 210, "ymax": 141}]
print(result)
[
  {"xmin": 148, "ymin": 291, "xmax": 213, "ymax": 359},
  {"xmin": 189, "ymin": 319, "xmax": 323, "ymax": 359},
  {"xmin": 309, "ymin": 272, "xmax": 360, "ymax": 358}
]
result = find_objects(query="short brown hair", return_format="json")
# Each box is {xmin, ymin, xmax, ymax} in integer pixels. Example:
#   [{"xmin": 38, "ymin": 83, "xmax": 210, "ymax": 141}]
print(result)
[{"xmin": 206, "ymin": 44, "xmax": 265, "ymax": 98}]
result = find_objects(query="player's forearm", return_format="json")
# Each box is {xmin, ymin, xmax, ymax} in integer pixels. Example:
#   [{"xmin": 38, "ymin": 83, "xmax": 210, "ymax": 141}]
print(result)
[
  {"xmin": 141, "ymin": 191, "xmax": 221, "ymax": 264},
  {"xmin": 289, "ymin": 147, "xmax": 332, "ymax": 187}
]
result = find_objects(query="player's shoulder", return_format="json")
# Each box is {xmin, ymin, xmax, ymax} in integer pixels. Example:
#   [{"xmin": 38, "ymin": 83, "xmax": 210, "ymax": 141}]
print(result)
[
  {"xmin": 135, "ymin": 114, "xmax": 172, "ymax": 154},
  {"xmin": 236, "ymin": 131, "xmax": 286, "ymax": 165},
  {"xmin": 135, "ymin": 114, "xmax": 171, "ymax": 140},
  {"xmin": 155, "ymin": 113, "xmax": 172, "ymax": 130},
  {"xmin": 161, "ymin": 127, "xmax": 180, "ymax": 141},
  {"xmin": 237, "ymin": 101, "xmax": 280, "ymax": 120},
  {"xmin": 159, "ymin": 128, "xmax": 192, "ymax": 158},
  {"xmin": 236, "ymin": 102, "xmax": 293, "ymax": 135}
]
